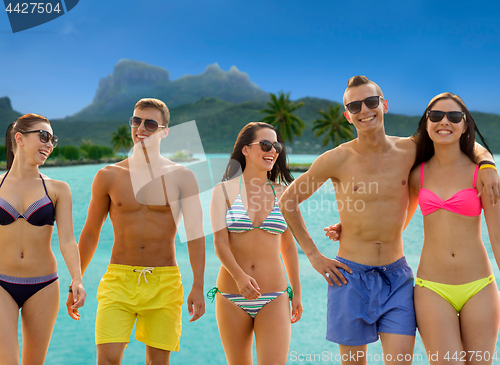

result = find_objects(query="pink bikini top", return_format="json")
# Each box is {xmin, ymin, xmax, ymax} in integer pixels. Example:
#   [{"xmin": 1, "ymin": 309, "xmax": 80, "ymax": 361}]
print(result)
[{"xmin": 418, "ymin": 162, "xmax": 482, "ymax": 217}]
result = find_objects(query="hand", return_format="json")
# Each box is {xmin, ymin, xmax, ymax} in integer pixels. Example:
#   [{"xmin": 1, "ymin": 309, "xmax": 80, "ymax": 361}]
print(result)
[
  {"xmin": 66, "ymin": 282, "xmax": 86, "ymax": 320},
  {"xmin": 235, "ymin": 273, "xmax": 261, "ymax": 300},
  {"xmin": 290, "ymin": 295, "xmax": 303, "ymax": 324},
  {"xmin": 477, "ymin": 167, "xmax": 500, "ymax": 205},
  {"xmin": 309, "ymin": 253, "xmax": 352, "ymax": 286},
  {"xmin": 324, "ymin": 223, "xmax": 342, "ymax": 241},
  {"xmin": 187, "ymin": 287, "xmax": 205, "ymax": 322}
]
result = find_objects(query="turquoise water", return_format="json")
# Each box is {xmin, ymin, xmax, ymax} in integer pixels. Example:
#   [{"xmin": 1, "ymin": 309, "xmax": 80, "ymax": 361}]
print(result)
[{"xmin": 28, "ymin": 154, "xmax": 500, "ymax": 364}]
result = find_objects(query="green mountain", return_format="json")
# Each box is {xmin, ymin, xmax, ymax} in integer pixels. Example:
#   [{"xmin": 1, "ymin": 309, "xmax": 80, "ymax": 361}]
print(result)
[
  {"xmin": 64, "ymin": 59, "xmax": 269, "ymax": 123},
  {"xmin": 0, "ymin": 59, "xmax": 498, "ymax": 153},
  {"xmin": 0, "ymin": 97, "xmax": 22, "ymax": 127}
]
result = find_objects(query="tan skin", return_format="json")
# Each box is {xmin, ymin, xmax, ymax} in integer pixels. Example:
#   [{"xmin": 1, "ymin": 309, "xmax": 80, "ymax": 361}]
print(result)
[
  {"xmin": 210, "ymin": 127, "xmax": 303, "ymax": 365},
  {"xmin": 0, "ymin": 121, "xmax": 85, "ymax": 365},
  {"xmin": 406, "ymin": 98, "xmax": 500, "ymax": 365},
  {"xmin": 66, "ymin": 108, "xmax": 205, "ymax": 365},
  {"xmin": 280, "ymin": 83, "xmax": 417, "ymax": 365},
  {"xmin": 321, "ymin": 93, "xmax": 500, "ymax": 364}
]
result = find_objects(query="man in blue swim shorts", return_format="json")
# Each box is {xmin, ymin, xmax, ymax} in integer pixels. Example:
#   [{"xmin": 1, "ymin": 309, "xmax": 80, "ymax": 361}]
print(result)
[
  {"xmin": 66, "ymin": 98, "xmax": 206, "ymax": 365},
  {"xmin": 280, "ymin": 76, "xmax": 500, "ymax": 365}
]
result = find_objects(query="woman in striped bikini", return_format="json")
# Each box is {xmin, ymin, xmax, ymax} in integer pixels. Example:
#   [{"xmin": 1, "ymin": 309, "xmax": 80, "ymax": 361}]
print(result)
[
  {"xmin": 209, "ymin": 122, "xmax": 302, "ymax": 365},
  {"xmin": 0, "ymin": 114, "xmax": 86, "ymax": 364}
]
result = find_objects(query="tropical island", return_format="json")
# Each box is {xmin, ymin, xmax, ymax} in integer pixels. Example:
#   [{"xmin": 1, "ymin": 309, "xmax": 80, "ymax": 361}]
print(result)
[{"xmin": 0, "ymin": 59, "xmax": 498, "ymax": 171}]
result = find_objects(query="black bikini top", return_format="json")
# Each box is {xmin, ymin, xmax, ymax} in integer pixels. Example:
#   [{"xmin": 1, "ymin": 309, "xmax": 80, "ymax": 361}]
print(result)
[{"xmin": 0, "ymin": 170, "xmax": 55, "ymax": 226}]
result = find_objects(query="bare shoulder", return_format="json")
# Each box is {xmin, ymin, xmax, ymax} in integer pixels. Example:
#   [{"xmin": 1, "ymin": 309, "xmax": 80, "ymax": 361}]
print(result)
[
  {"xmin": 164, "ymin": 164, "xmax": 197, "ymax": 186},
  {"xmin": 316, "ymin": 142, "xmax": 353, "ymax": 167},
  {"xmin": 391, "ymin": 136, "xmax": 417, "ymax": 153},
  {"xmin": 96, "ymin": 161, "xmax": 128, "ymax": 181},
  {"xmin": 41, "ymin": 177, "xmax": 71, "ymax": 203},
  {"xmin": 307, "ymin": 141, "xmax": 356, "ymax": 179},
  {"xmin": 271, "ymin": 182, "xmax": 288, "ymax": 199},
  {"xmin": 215, "ymin": 176, "xmax": 238, "ymax": 197}
]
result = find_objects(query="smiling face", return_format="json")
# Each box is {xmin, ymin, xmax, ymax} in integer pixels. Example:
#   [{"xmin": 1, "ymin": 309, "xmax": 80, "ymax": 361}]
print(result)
[
  {"xmin": 242, "ymin": 127, "xmax": 280, "ymax": 172},
  {"xmin": 131, "ymin": 107, "xmax": 167, "ymax": 145},
  {"xmin": 426, "ymin": 98, "xmax": 466, "ymax": 146},
  {"xmin": 343, "ymin": 83, "xmax": 388, "ymax": 132},
  {"xmin": 17, "ymin": 121, "xmax": 54, "ymax": 164}
]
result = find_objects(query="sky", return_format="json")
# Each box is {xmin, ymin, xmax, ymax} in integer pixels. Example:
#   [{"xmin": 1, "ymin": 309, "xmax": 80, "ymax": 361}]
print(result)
[{"xmin": 1, "ymin": 0, "xmax": 500, "ymax": 119}]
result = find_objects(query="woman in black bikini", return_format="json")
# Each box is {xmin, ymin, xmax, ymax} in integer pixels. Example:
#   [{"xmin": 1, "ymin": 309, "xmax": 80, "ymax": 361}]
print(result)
[{"xmin": 0, "ymin": 114, "xmax": 86, "ymax": 364}]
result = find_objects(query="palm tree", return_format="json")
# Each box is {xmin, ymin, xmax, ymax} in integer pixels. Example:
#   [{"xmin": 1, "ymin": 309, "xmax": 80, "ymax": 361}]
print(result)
[
  {"xmin": 259, "ymin": 91, "xmax": 305, "ymax": 144},
  {"xmin": 312, "ymin": 104, "xmax": 354, "ymax": 147},
  {"xmin": 111, "ymin": 124, "xmax": 133, "ymax": 154}
]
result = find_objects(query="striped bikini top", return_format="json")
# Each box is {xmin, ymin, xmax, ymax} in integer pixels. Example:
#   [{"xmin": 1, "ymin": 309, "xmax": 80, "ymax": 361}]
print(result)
[
  {"xmin": 0, "ymin": 170, "xmax": 55, "ymax": 226},
  {"xmin": 224, "ymin": 176, "xmax": 287, "ymax": 235}
]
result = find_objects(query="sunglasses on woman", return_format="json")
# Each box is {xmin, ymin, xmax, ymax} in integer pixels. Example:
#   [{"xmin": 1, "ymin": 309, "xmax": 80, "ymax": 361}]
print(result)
[
  {"xmin": 345, "ymin": 96, "xmax": 383, "ymax": 114},
  {"xmin": 248, "ymin": 140, "xmax": 283, "ymax": 154},
  {"xmin": 427, "ymin": 110, "xmax": 465, "ymax": 124},
  {"xmin": 21, "ymin": 130, "xmax": 58, "ymax": 147},
  {"xmin": 129, "ymin": 116, "xmax": 166, "ymax": 132}
]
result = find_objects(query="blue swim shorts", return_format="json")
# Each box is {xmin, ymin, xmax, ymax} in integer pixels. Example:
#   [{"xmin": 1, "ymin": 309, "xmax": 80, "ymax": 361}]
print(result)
[{"xmin": 326, "ymin": 256, "xmax": 416, "ymax": 346}]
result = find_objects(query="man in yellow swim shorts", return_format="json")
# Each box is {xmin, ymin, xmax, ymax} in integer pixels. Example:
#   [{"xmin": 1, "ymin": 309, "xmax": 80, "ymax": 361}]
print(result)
[{"xmin": 66, "ymin": 98, "xmax": 205, "ymax": 364}]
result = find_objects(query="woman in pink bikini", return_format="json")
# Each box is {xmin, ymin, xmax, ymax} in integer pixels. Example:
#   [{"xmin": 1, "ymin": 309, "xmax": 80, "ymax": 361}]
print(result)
[
  {"xmin": 408, "ymin": 93, "xmax": 500, "ymax": 363},
  {"xmin": 0, "ymin": 114, "xmax": 85, "ymax": 364},
  {"xmin": 209, "ymin": 122, "xmax": 302, "ymax": 365}
]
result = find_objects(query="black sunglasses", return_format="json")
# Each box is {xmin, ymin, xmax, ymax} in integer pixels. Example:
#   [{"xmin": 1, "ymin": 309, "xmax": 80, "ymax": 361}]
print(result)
[
  {"xmin": 129, "ymin": 116, "xmax": 166, "ymax": 132},
  {"xmin": 21, "ymin": 130, "xmax": 58, "ymax": 147},
  {"xmin": 345, "ymin": 96, "xmax": 383, "ymax": 114},
  {"xmin": 427, "ymin": 110, "xmax": 465, "ymax": 124},
  {"xmin": 249, "ymin": 140, "xmax": 283, "ymax": 154}
]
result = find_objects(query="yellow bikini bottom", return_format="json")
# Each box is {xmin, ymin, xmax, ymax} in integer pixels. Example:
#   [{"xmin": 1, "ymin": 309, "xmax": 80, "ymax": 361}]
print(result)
[{"xmin": 416, "ymin": 275, "xmax": 495, "ymax": 312}]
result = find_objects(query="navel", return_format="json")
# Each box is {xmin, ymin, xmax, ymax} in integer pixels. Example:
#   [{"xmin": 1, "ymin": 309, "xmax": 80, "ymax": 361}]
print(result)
[
  {"xmin": 402, "ymin": 180, "xmax": 406, "ymax": 185},
  {"xmin": 353, "ymin": 186, "xmax": 359, "ymax": 192}
]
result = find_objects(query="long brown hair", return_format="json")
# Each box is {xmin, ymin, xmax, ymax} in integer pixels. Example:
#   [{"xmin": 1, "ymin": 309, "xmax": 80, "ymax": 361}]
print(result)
[
  {"xmin": 222, "ymin": 122, "xmax": 294, "ymax": 185},
  {"xmin": 412, "ymin": 92, "xmax": 491, "ymax": 170},
  {"xmin": 5, "ymin": 113, "xmax": 51, "ymax": 170}
]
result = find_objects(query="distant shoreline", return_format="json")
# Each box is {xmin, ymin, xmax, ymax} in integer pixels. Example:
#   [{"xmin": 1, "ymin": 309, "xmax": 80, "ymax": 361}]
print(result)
[{"xmin": 0, "ymin": 156, "xmax": 203, "ymax": 171}]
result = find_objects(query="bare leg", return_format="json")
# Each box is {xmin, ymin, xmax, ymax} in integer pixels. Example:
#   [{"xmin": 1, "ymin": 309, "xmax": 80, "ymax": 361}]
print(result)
[
  {"xmin": 414, "ymin": 285, "xmax": 463, "ymax": 364},
  {"xmin": 97, "ymin": 343, "xmax": 127, "ymax": 365},
  {"xmin": 20, "ymin": 280, "xmax": 59, "ymax": 365},
  {"xmin": 338, "ymin": 345, "xmax": 368, "ymax": 365},
  {"xmin": 216, "ymin": 293, "xmax": 255, "ymax": 365},
  {"xmin": 254, "ymin": 293, "xmax": 290, "ymax": 365},
  {"xmin": 460, "ymin": 283, "xmax": 500, "ymax": 365},
  {"xmin": 145, "ymin": 346, "xmax": 171, "ymax": 365},
  {"xmin": 0, "ymin": 285, "xmax": 20, "ymax": 365},
  {"xmin": 379, "ymin": 333, "xmax": 415, "ymax": 365}
]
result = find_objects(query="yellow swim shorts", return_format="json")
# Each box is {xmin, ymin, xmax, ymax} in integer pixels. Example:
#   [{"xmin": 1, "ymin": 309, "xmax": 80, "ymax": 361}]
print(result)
[{"xmin": 96, "ymin": 264, "xmax": 184, "ymax": 351}]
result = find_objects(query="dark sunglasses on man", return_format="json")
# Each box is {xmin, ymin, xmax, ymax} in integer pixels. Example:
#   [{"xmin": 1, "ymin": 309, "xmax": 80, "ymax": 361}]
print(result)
[
  {"xmin": 21, "ymin": 130, "xmax": 58, "ymax": 147},
  {"xmin": 345, "ymin": 95, "xmax": 383, "ymax": 114},
  {"xmin": 248, "ymin": 140, "xmax": 283, "ymax": 154},
  {"xmin": 427, "ymin": 110, "xmax": 465, "ymax": 124},
  {"xmin": 129, "ymin": 116, "xmax": 166, "ymax": 132}
]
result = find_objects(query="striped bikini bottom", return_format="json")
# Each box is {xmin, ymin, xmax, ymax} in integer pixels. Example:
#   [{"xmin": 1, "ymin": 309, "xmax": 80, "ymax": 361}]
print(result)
[{"xmin": 207, "ymin": 287, "xmax": 292, "ymax": 318}]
